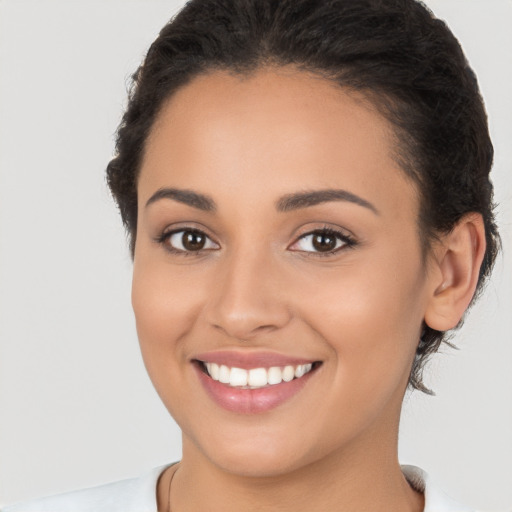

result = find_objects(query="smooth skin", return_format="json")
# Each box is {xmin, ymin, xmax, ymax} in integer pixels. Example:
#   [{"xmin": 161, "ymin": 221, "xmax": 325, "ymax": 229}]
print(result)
[{"xmin": 132, "ymin": 67, "xmax": 486, "ymax": 512}]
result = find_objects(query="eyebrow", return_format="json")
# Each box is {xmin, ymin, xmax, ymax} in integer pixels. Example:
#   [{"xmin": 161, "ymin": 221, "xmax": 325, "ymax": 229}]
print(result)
[
  {"xmin": 145, "ymin": 187, "xmax": 378, "ymax": 215},
  {"xmin": 276, "ymin": 189, "xmax": 379, "ymax": 214},
  {"xmin": 145, "ymin": 188, "xmax": 217, "ymax": 212}
]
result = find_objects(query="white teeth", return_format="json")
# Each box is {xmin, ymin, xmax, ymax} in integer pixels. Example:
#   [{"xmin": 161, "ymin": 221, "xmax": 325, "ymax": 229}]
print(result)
[
  {"xmin": 267, "ymin": 366, "xmax": 283, "ymax": 385},
  {"xmin": 295, "ymin": 363, "xmax": 312, "ymax": 378},
  {"xmin": 248, "ymin": 368, "xmax": 267, "ymax": 387},
  {"xmin": 295, "ymin": 364, "xmax": 306, "ymax": 378},
  {"xmin": 203, "ymin": 362, "xmax": 316, "ymax": 388},
  {"xmin": 229, "ymin": 367, "xmax": 248, "ymax": 387},
  {"xmin": 209, "ymin": 362, "xmax": 220, "ymax": 380},
  {"xmin": 218, "ymin": 364, "xmax": 230, "ymax": 384},
  {"xmin": 282, "ymin": 365, "xmax": 295, "ymax": 382}
]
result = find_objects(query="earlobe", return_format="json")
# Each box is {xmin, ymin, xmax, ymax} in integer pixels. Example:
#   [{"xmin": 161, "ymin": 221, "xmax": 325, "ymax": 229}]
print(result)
[{"xmin": 424, "ymin": 213, "xmax": 486, "ymax": 332}]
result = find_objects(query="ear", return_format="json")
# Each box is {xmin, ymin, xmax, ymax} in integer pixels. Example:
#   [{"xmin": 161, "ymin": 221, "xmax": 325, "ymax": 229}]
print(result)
[{"xmin": 424, "ymin": 213, "xmax": 486, "ymax": 332}]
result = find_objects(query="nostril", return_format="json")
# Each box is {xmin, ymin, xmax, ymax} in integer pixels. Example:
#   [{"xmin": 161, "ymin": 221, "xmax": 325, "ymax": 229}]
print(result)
[
  {"xmin": 210, "ymin": 318, "xmax": 283, "ymax": 343},
  {"xmin": 205, "ymin": 270, "xmax": 292, "ymax": 341}
]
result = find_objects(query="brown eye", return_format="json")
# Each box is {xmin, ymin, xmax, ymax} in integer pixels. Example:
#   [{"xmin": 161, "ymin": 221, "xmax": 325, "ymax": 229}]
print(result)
[
  {"xmin": 289, "ymin": 228, "xmax": 354, "ymax": 255},
  {"xmin": 182, "ymin": 231, "xmax": 206, "ymax": 251},
  {"xmin": 312, "ymin": 232, "xmax": 337, "ymax": 252},
  {"xmin": 164, "ymin": 229, "xmax": 219, "ymax": 253}
]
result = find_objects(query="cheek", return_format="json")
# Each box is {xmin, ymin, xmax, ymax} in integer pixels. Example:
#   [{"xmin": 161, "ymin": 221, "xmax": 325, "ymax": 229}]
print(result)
[
  {"xmin": 293, "ymin": 250, "xmax": 426, "ymax": 400},
  {"xmin": 131, "ymin": 257, "xmax": 218, "ymax": 428},
  {"xmin": 131, "ymin": 257, "xmax": 203, "ymax": 379}
]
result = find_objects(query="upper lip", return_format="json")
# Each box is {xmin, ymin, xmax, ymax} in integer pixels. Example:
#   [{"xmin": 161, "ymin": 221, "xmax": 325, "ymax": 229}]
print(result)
[{"xmin": 193, "ymin": 350, "xmax": 319, "ymax": 369}]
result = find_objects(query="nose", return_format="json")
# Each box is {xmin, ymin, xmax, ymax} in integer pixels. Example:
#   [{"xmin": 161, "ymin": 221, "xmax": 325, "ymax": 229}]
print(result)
[{"xmin": 205, "ymin": 248, "xmax": 292, "ymax": 341}]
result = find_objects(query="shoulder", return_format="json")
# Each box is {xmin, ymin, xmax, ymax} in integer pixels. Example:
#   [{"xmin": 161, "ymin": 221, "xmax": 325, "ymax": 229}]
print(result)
[
  {"xmin": 1, "ymin": 465, "xmax": 172, "ymax": 512},
  {"xmin": 401, "ymin": 465, "xmax": 477, "ymax": 512}
]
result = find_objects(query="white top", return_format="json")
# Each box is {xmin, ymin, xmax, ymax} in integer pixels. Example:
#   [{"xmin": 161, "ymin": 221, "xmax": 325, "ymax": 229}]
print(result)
[{"xmin": 1, "ymin": 464, "xmax": 476, "ymax": 512}]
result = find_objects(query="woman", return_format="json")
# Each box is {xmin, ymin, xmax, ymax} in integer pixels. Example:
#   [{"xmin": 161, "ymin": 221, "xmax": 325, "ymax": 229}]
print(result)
[{"xmin": 1, "ymin": 0, "xmax": 504, "ymax": 511}]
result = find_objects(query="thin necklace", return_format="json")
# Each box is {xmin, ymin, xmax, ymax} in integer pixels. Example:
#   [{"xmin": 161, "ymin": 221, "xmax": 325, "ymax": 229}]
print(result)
[{"xmin": 166, "ymin": 464, "xmax": 179, "ymax": 512}]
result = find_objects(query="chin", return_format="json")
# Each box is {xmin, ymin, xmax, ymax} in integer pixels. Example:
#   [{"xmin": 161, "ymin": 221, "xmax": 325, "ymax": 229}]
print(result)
[
  {"xmin": 185, "ymin": 419, "xmax": 338, "ymax": 479},
  {"xmin": 207, "ymin": 446, "xmax": 310, "ymax": 479}
]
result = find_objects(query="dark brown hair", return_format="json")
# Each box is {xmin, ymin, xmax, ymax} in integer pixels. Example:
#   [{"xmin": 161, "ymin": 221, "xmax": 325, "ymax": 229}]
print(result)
[{"xmin": 106, "ymin": 0, "xmax": 499, "ymax": 393}]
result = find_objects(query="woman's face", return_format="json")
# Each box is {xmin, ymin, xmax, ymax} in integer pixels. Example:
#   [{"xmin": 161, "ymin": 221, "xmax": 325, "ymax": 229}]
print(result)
[{"xmin": 132, "ymin": 68, "xmax": 435, "ymax": 476}]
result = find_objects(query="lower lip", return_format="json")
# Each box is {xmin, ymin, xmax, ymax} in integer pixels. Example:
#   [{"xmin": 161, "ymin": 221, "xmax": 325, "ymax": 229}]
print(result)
[{"xmin": 194, "ymin": 363, "xmax": 317, "ymax": 414}]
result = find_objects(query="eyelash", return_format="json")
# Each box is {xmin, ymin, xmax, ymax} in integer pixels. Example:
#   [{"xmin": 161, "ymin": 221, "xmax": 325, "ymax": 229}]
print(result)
[
  {"xmin": 291, "ymin": 227, "xmax": 357, "ymax": 257},
  {"xmin": 155, "ymin": 228, "xmax": 218, "ymax": 257},
  {"xmin": 156, "ymin": 226, "xmax": 357, "ymax": 257}
]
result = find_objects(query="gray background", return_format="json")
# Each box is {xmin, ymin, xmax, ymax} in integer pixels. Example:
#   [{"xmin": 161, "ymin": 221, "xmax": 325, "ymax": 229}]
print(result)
[{"xmin": 0, "ymin": 1, "xmax": 511, "ymax": 510}]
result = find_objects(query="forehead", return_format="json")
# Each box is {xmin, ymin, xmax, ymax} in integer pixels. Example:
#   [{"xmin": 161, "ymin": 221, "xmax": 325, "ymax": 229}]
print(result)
[{"xmin": 139, "ymin": 67, "xmax": 417, "ymax": 219}]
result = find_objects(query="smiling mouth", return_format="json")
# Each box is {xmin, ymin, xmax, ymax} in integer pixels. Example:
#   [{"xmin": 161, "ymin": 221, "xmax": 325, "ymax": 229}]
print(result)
[{"xmin": 196, "ymin": 360, "xmax": 322, "ymax": 389}]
